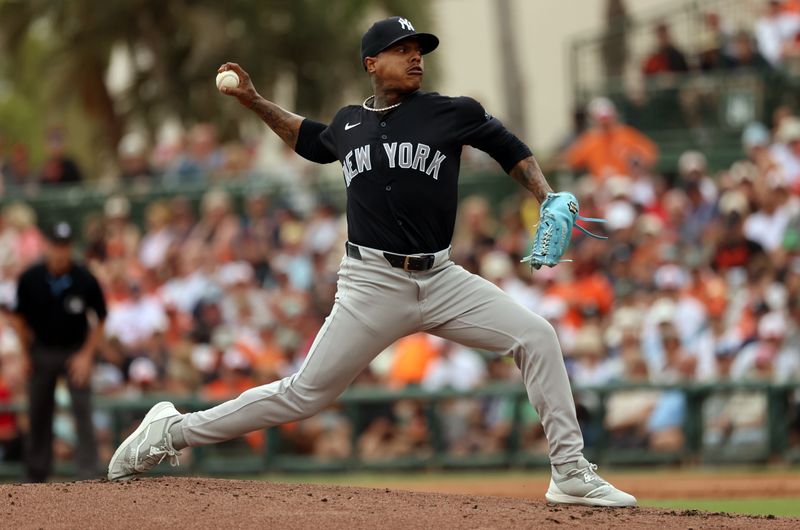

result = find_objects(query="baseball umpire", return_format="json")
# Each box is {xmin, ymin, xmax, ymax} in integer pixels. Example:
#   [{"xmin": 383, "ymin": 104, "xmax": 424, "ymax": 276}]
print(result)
[
  {"xmin": 13, "ymin": 221, "xmax": 106, "ymax": 482},
  {"xmin": 108, "ymin": 16, "xmax": 636, "ymax": 507}
]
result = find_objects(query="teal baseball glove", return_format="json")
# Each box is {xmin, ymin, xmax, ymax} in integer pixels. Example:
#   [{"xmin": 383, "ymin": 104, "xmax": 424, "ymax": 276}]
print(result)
[{"xmin": 521, "ymin": 192, "xmax": 607, "ymax": 270}]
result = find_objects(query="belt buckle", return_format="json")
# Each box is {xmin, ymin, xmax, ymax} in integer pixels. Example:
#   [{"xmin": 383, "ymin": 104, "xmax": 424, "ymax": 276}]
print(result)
[{"xmin": 403, "ymin": 254, "xmax": 434, "ymax": 272}]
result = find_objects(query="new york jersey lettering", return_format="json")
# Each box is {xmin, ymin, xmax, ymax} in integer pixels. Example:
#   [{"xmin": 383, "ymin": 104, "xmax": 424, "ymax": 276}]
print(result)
[
  {"xmin": 383, "ymin": 142, "xmax": 397, "ymax": 168},
  {"xmin": 398, "ymin": 142, "xmax": 413, "ymax": 168},
  {"xmin": 381, "ymin": 142, "xmax": 447, "ymax": 180},
  {"xmin": 411, "ymin": 143, "xmax": 430, "ymax": 171},
  {"xmin": 425, "ymin": 150, "xmax": 447, "ymax": 180},
  {"xmin": 354, "ymin": 145, "xmax": 372, "ymax": 173},
  {"xmin": 342, "ymin": 150, "xmax": 356, "ymax": 186},
  {"xmin": 342, "ymin": 144, "xmax": 372, "ymax": 186}
]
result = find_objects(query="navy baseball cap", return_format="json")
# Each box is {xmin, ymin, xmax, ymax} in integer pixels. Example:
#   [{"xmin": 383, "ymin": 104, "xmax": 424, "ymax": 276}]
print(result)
[
  {"xmin": 47, "ymin": 221, "xmax": 73, "ymax": 244},
  {"xmin": 361, "ymin": 16, "xmax": 439, "ymax": 70}
]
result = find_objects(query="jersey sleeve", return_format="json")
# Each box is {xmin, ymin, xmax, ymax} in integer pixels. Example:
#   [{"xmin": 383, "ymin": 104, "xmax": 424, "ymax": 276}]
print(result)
[
  {"xmin": 294, "ymin": 118, "xmax": 339, "ymax": 164},
  {"xmin": 455, "ymin": 97, "xmax": 532, "ymax": 172}
]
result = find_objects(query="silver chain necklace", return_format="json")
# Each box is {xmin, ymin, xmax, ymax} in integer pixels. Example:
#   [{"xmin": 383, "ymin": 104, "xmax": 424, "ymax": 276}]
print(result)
[{"xmin": 362, "ymin": 95, "xmax": 402, "ymax": 112}]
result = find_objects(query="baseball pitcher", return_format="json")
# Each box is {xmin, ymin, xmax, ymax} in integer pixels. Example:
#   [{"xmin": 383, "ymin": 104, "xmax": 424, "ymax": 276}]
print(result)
[{"xmin": 108, "ymin": 16, "xmax": 636, "ymax": 507}]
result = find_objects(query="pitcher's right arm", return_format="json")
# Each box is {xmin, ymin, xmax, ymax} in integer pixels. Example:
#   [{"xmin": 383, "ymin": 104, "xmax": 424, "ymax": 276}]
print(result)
[
  {"xmin": 219, "ymin": 62, "xmax": 337, "ymax": 164},
  {"xmin": 218, "ymin": 62, "xmax": 303, "ymax": 149}
]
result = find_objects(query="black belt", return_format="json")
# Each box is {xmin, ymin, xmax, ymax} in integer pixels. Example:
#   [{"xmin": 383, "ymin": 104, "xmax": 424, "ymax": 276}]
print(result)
[{"xmin": 346, "ymin": 242, "xmax": 436, "ymax": 272}]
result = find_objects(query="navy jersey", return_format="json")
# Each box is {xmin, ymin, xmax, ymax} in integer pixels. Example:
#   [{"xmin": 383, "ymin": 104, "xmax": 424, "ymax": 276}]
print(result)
[
  {"xmin": 295, "ymin": 90, "xmax": 531, "ymax": 254},
  {"xmin": 16, "ymin": 262, "xmax": 107, "ymax": 349}
]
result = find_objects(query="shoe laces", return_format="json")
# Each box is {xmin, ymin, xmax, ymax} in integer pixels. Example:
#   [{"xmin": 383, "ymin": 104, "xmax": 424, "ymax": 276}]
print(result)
[
  {"xmin": 570, "ymin": 462, "xmax": 609, "ymax": 485},
  {"xmin": 142, "ymin": 433, "xmax": 182, "ymax": 468}
]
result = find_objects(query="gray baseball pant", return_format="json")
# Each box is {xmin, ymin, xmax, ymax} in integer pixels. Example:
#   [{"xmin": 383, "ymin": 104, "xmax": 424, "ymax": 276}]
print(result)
[{"xmin": 180, "ymin": 243, "xmax": 584, "ymax": 464}]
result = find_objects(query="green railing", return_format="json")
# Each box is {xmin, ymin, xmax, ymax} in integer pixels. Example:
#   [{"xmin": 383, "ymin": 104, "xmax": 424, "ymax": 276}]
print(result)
[
  {"xmin": 1, "ymin": 381, "xmax": 798, "ymax": 478},
  {"xmin": 1, "ymin": 168, "xmax": 519, "ymax": 235}
]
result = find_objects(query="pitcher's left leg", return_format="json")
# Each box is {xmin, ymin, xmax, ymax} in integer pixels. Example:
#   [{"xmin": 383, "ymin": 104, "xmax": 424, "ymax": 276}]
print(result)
[
  {"xmin": 422, "ymin": 264, "xmax": 636, "ymax": 507},
  {"xmin": 422, "ymin": 265, "xmax": 582, "ymax": 464}
]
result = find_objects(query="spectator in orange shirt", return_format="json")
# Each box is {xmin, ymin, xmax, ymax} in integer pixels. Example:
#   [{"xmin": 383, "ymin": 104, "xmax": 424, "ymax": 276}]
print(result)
[
  {"xmin": 545, "ymin": 261, "xmax": 615, "ymax": 330},
  {"xmin": 563, "ymin": 98, "xmax": 659, "ymax": 181},
  {"xmin": 388, "ymin": 333, "xmax": 439, "ymax": 388},
  {"xmin": 785, "ymin": 0, "xmax": 800, "ymax": 12}
]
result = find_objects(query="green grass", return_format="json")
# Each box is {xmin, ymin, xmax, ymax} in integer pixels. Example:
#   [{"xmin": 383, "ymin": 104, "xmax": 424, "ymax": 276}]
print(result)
[
  {"xmin": 248, "ymin": 471, "xmax": 800, "ymax": 518},
  {"xmin": 640, "ymin": 498, "xmax": 800, "ymax": 517}
]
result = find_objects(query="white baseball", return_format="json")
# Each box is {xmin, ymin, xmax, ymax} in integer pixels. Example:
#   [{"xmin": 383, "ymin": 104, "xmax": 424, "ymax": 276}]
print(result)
[{"xmin": 216, "ymin": 70, "xmax": 240, "ymax": 91}]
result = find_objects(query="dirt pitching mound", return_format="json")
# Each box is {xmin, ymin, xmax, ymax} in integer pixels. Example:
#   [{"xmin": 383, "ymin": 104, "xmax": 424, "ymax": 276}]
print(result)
[{"xmin": 0, "ymin": 477, "xmax": 796, "ymax": 529}]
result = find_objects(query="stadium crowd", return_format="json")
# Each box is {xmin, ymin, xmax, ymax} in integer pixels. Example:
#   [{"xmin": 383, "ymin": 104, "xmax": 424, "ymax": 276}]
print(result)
[
  {"xmin": 1, "ymin": 0, "xmax": 800, "ymax": 470},
  {"xmin": 1, "ymin": 97, "xmax": 800, "ymax": 465}
]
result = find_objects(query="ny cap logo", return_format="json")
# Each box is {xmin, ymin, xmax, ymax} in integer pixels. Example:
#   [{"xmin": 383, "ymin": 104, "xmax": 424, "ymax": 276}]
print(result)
[{"xmin": 398, "ymin": 18, "xmax": 415, "ymax": 31}]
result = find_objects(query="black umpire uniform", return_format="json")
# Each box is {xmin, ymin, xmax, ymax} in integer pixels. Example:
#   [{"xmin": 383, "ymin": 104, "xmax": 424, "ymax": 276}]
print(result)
[{"xmin": 14, "ymin": 221, "xmax": 107, "ymax": 482}]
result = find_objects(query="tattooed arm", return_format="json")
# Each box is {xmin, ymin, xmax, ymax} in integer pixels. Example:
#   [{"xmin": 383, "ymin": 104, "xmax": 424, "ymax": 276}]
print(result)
[
  {"xmin": 217, "ymin": 62, "xmax": 303, "ymax": 148},
  {"xmin": 509, "ymin": 156, "xmax": 553, "ymax": 204}
]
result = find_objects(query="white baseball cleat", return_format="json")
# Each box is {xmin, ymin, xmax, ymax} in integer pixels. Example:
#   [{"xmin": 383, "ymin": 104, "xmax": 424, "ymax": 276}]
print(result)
[
  {"xmin": 107, "ymin": 401, "xmax": 183, "ymax": 481},
  {"xmin": 545, "ymin": 457, "xmax": 637, "ymax": 507}
]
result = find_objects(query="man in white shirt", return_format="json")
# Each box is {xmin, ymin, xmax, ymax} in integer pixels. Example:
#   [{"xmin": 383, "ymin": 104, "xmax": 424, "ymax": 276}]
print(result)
[
  {"xmin": 743, "ymin": 181, "xmax": 794, "ymax": 252},
  {"xmin": 770, "ymin": 117, "xmax": 800, "ymax": 187},
  {"xmin": 104, "ymin": 283, "xmax": 168, "ymax": 351},
  {"xmin": 755, "ymin": 0, "xmax": 800, "ymax": 67}
]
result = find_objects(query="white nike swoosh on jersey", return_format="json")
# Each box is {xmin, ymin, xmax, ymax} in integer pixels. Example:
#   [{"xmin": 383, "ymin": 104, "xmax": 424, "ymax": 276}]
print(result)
[{"xmin": 344, "ymin": 122, "xmax": 361, "ymax": 130}]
